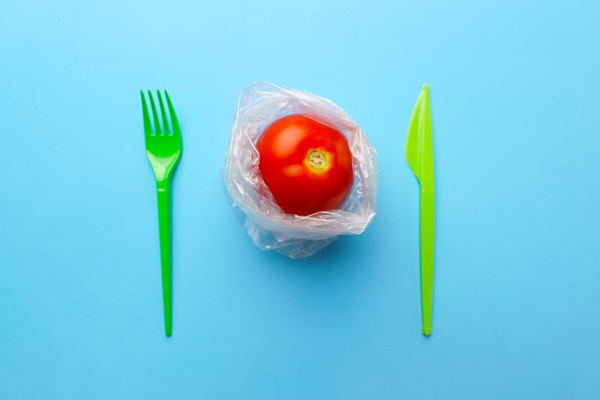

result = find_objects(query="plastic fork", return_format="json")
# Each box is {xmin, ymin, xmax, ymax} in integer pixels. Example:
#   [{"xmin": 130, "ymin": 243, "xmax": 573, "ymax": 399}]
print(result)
[{"xmin": 141, "ymin": 90, "xmax": 182, "ymax": 337}]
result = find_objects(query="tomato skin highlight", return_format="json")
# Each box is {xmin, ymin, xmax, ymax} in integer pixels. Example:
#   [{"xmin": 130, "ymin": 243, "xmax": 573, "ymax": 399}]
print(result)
[{"xmin": 256, "ymin": 114, "xmax": 354, "ymax": 216}]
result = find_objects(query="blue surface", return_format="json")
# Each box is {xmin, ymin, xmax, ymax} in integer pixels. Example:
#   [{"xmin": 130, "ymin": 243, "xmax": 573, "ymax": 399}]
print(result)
[{"xmin": 1, "ymin": 1, "xmax": 599, "ymax": 398}]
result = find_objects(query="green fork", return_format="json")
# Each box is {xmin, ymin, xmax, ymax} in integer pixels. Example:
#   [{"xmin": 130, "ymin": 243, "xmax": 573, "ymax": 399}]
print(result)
[{"xmin": 141, "ymin": 90, "xmax": 182, "ymax": 337}]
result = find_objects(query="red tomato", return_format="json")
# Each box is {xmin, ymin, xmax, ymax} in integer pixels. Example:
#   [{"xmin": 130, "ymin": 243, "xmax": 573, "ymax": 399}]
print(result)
[{"xmin": 256, "ymin": 114, "xmax": 354, "ymax": 216}]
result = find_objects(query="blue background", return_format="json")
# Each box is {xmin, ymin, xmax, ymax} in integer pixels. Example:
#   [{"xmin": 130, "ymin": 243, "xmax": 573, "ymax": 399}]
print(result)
[{"xmin": 1, "ymin": 0, "xmax": 599, "ymax": 398}]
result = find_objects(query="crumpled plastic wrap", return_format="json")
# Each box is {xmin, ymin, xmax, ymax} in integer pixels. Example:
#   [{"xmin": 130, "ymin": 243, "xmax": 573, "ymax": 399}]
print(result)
[{"xmin": 221, "ymin": 81, "xmax": 378, "ymax": 258}]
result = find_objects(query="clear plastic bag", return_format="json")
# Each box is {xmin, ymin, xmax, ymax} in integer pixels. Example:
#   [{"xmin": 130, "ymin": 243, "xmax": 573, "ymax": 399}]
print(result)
[{"xmin": 221, "ymin": 81, "xmax": 378, "ymax": 258}]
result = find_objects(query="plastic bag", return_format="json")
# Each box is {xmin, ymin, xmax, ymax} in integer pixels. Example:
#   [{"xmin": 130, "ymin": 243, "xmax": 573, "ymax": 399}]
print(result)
[{"xmin": 221, "ymin": 81, "xmax": 378, "ymax": 258}]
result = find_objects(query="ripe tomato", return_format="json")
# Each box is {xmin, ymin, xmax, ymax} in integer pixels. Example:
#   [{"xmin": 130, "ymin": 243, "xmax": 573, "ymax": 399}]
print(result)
[{"xmin": 256, "ymin": 114, "xmax": 354, "ymax": 216}]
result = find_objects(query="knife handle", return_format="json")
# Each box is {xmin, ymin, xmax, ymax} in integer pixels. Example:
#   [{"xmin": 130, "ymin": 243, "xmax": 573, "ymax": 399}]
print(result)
[{"xmin": 420, "ymin": 187, "xmax": 435, "ymax": 336}]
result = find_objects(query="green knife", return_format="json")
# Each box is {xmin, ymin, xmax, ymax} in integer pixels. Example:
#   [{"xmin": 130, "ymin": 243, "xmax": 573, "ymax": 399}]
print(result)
[{"xmin": 406, "ymin": 84, "xmax": 435, "ymax": 336}]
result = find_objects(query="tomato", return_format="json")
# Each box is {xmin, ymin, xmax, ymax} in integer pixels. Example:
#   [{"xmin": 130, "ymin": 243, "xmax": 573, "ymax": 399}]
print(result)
[{"xmin": 256, "ymin": 114, "xmax": 354, "ymax": 216}]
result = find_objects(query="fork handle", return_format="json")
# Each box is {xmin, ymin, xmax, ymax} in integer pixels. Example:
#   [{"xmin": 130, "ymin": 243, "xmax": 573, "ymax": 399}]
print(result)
[{"xmin": 156, "ymin": 179, "xmax": 173, "ymax": 336}]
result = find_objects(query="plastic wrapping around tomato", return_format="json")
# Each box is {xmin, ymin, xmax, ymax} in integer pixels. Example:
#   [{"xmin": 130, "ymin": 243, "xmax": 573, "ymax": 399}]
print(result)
[
  {"xmin": 256, "ymin": 114, "xmax": 354, "ymax": 216},
  {"xmin": 222, "ymin": 81, "xmax": 378, "ymax": 259}
]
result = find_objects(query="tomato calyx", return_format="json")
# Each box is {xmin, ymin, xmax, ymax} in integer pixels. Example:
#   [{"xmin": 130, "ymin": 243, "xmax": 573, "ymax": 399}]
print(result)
[
  {"xmin": 305, "ymin": 149, "xmax": 334, "ymax": 174},
  {"xmin": 307, "ymin": 150, "xmax": 326, "ymax": 169}
]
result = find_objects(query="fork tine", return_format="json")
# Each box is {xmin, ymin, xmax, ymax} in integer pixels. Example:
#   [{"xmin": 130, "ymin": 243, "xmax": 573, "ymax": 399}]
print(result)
[
  {"xmin": 165, "ymin": 91, "xmax": 181, "ymax": 138},
  {"xmin": 147, "ymin": 90, "xmax": 163, "ymax": 135},
  {"xmin": 156, "ymin": 91, "xmax": 170, "ymax": 136},
  {"xmin": 141, "ymin": 91, "xmax": 153, "ymax": 139}
]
